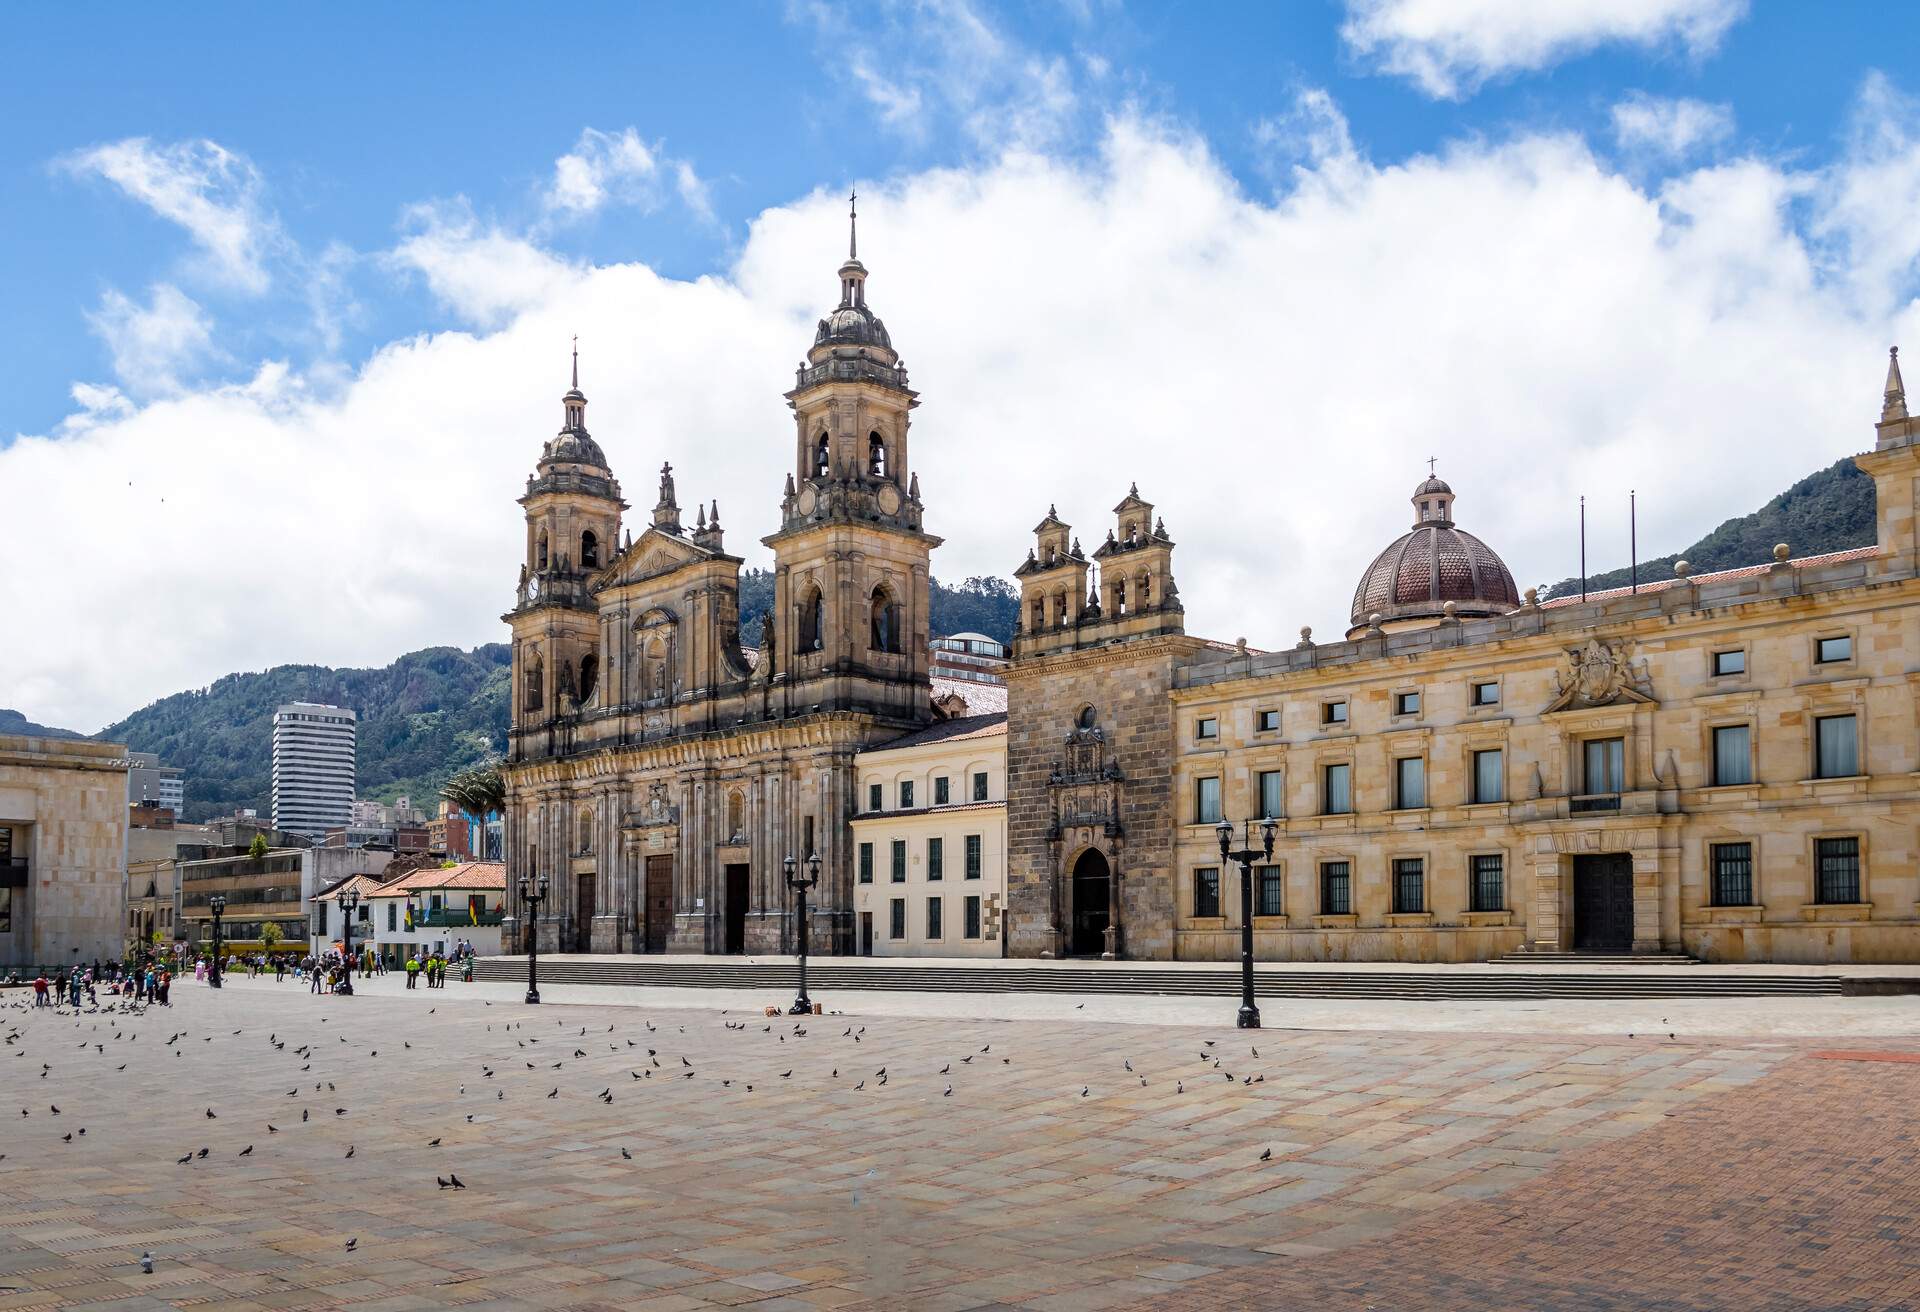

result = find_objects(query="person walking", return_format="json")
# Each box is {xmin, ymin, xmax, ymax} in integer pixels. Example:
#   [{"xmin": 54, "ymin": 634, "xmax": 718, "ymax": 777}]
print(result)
[
  {"xmin": 405, "ymin": 953, "xmax": 419, "ymax": 989},
  {"xmin": 32, "ymin": 972, "xmax": 49, "ymax": 1007},
  {"xmin": 158, "ymin": 969, "xmax": 172, "ymax": 1006}
]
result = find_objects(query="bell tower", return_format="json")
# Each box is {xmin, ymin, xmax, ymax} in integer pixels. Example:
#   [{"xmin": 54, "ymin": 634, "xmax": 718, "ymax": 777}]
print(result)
[
  {"xmin": 506, "ymin": 344, "xmax": 627, "ymax": 756},
  {"xmin": 763, "ymin": 195, "xmax": 939, "ymax": 725}
]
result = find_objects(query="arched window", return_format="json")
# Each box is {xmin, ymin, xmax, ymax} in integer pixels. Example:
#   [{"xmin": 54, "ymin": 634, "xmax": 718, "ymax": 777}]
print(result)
[
  {"xmin": 536, "ymin": 532, "xmax": 549, "ymax": 571},
  {"xmin": 868, "ymin": 431, "xmax": 887, "ymax": 477},
  {"xmin": 727, "ymin": 790, "xmax": 745, "ymax": 841},
  {"xmin": 870, "ymin": 587, "xmax": 899, "ymax": 653},
  {"xmin": 524, "ymin": 655, "xmax": 544, "ymax": 712},
  {"xmin": 1030, "ymin": 596, "xmax": 1045, "ymax": 630},
  {"xmin": 643, "ymin": 637, "xmax": 668, "ymax": 701},
  {"xmin": 1124, "ymin": 520, "xmax": 1137, "ymax": 544},
  {"xmin": 581, "ymin": 530, "xmax": 599, "ymax": 569},
  {"xmin": 1137, "ymin": 572, "xmax": 1151, "ymax": 606},
  {"xmin": 577, "ymin": 808, "xmax": 593, "ymax": 854},
  {"xmin": 798, "ymin": 586, "xmax": 824, "ymax": 652},
  {"xmin": 578, "ymin": 653, "xmax": 598, "ymax": 702},
  {"xmin": 1113, "ymin": 578, "xmax": 1128, "ymax": 615},
  {"xmin": 814, "ymin": 434, "xmax": 830, "ymax": 478},
  {"xmin": 1078, "ymin": 705, "xmax": 1097, "ymax": 730},
  {"xmin": 1053, "ymin": 590, "xmax": 1068, "ymax": 625}
]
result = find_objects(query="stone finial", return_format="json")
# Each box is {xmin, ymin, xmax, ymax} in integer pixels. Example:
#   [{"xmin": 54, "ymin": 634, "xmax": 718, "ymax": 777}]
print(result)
[
  {"xmin": 1070, "ymin": 536, "xmax": 1083, "ymax": 557},
  {"xmin": 1673, "ymin": 559, "xmax": 1692, "ymax": 578},
  {"xmin": 1441, "ymin": 600, "xmax": 1459, "ymax": 622},
  {"xmin": 1772, "ymin": 543, "xmax": 1791, "ymax": 563},
  {"xmin": 1522, "ymin": 587, "xmax": 1539, "ymax": 608},
  {"xmin": 1367, "ymin": 612, "xmax": 1384, "ymax": 634},
  {"xmin": 1884, "ymin": 346, "xmax": 1908, "ymax": 423},
  {"xmin": 1297, "ymin": 625, "xmax": 1314, "ymax": 649}
]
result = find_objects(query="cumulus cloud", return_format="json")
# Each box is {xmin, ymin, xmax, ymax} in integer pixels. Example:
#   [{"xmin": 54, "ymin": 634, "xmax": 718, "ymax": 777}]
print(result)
[
  {"xmin": 59, "ymin": 138, "xmax": 279, "ymax": 292},
  {"xmin": 1611, "ymin": 93, "xmax": 1735, "ymax": 159},
  {"xmin": 1253, "ymin": 88, "xmax": 1363, "ymax": 188},
  {"xmin": 543, "ymin": 127, "xmax": 713, "ymax": 224},
  {"xmin": 8, "ymin": 80, "xmax": 1920, "ymax": 731},
  {"xmin": 84, "ymin": 284, "xmax": 216, "ymax": 396},
  {"xmin": 1342, "ymin": 0, "xmax": 1750, "ymax": 99}
]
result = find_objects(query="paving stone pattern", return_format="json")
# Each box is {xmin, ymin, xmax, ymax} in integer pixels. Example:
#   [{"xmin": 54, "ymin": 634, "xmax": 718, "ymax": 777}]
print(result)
[{"xmin": 0, "ymin": 984, "xmax": 1909, "ymax": 1310}]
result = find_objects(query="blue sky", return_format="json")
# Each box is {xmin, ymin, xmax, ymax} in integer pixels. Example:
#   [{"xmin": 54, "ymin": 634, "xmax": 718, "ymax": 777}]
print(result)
[{"xmin": 5, "ymin": 0, "xmax": 1920, "ymax": 728}]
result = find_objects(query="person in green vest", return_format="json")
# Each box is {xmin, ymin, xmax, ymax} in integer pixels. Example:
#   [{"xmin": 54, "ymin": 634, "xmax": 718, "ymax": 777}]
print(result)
[{"xmin": 405, "ymin": 953, "xmax": 421, "ymax": 989}]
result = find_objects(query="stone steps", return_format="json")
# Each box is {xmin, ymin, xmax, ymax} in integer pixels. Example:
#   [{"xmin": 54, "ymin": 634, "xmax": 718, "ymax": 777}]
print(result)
[{"xmin": 471, "ymin": 957, "xmax": 1846, "ymax": 999}]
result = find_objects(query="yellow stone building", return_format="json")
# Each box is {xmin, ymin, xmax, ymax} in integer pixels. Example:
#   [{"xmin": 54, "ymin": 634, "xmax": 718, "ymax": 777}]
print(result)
[
  {"xmin": 0, "ymin": 734, "xmax": 132, "ymax": 971},
  {"xmin": 502, "ymin": 206, "xmax": 981, "ymax": 956},
  {"xmin": 1008, "ymin": 352, "xmax": 1920, "ymax": 964}
]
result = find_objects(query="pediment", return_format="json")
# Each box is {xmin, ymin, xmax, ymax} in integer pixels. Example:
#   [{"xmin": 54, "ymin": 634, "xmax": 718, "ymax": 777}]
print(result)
[{"xmin": 594, "ymin": 527, "xmax": 711, "ymax": 589}]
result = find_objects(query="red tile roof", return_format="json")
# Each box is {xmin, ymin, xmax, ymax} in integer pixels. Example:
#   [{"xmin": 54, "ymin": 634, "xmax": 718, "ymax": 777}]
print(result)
[
  {"xmin": 372, "ymin": 862, "xmax": 507, "ymax": 894},
  {"xmin": 931, "ymin": 677, "xmax": 1008, "ymax": 715},
  {"xmin": 312, "ymin": 873, "xmax": 388, "ymax": 903},
  {"xmin": 1541, "ymin": 546, "xmax": 1880, "ymax": 609}
]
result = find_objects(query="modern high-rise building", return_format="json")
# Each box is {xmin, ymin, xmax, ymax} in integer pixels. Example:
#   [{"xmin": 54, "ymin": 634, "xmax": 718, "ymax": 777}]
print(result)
[{"xmin": 270, "ymin": 703, "xmax": 356, "ymax": 837}]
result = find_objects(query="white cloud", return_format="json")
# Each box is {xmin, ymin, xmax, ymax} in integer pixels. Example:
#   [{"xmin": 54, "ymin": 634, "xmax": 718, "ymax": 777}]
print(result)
[
  {"xmin": 1254, "ymin": 88, "xmax": 1363, "ymax": 188},
  {"xmin": 541, "ymin": 127, "xmax": 712, "ymax": 225},
  {"xmin": 8, "ymin": 80, "xmax": 1920, "ymax": 732},
  {"xmin": 59, "ymin": 138, "xmax": 278, "ymax": 292},
  {"xmin": 1611, "ymin": 93, "xmax": 1734, "ymax": 159},
  {"xmin": 84, "ymin": 284, "xmax": 215, "ymax": 396},
  {"xmin": 1342, "ymin": 0, "xmax": 1749, "ymax": 99}
]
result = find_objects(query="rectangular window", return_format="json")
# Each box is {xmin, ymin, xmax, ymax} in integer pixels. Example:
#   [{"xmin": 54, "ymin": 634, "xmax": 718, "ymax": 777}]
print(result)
[
  {"xmin": 964, "ymin": 895, "xmax": 981, "ymax": 939},
  {"xmin": 1816, "ymin": 635, "xmax": 1852, "ymax": 664},
  {"xmin": 1394, "ymin": 690, "xmax": 1420, "ymax": 716},
  {"xmin": 868, "ymin": 783, "xmax": 883, "ymax": 812},
  {"xmin": 1196, "ymin": 776, "xmax": 1222, "ymax": 824},
  {"xmin": 1258, "ymin": 709, "xmax": 1281, "ymax": 732},
  {"xmin": 972, "ymin": 771, "xmax": 989, "ymax": 802},
  {"xmin": 1392, "ymin": 857, "xmax": 1425, "ymax": 914},
  {"xmin": 804, "ymin": 816, "xmax": 815, "ymax": 857},
  {"xmin": 1394, "ymin": 757, "xmax": 1426, "ymax": 810},
  {"xmin": 1197, "ymin": 717, "xmax": 1218, "ymax": 740},
  {"xmin": 1256, "ymin": 865, "xmax": 1283, "ymax": 917},
  {"xmin": 1710, "ymin": 842, "xmax": 1753, "ymax": 907},
  {"xmin": 1472, "ymin": 749, "xmax": 1504, "ymax": 805},
  {"xmin": 1471, "ymin": 854, "xmax": 1504, "ymax": 912},
  {"xmin": 1815, "ymin": 715, "xmax": 1858, "ymax": 778},
  {"xmin": 1258, "ymin": 770, "xmax": 1284, "ymax": 820},
  {"xmin": 899, "ymin": 781, "xmax": 915, "ymax": 810},
  {"xmin": 1583, "ymin": 738, "xmax": 1625, "ymax": 795},
  {"xmin": 890, "ymin": 840, "xmax": 906, "ymax": 883},
  {"xmin": 1711, "ymin": 725, "xmax": 1752, "ymax": 786},
  {"xmin": 964, "ymin": 834, "xmax": 982, "ymax": 880},
  {"xmin": 1815, "ymin": 837, "xmax": 1860, "ymax": 904},
  {"xmin": 1320, "ymin": 861, "xmax": 1351, "ymax": 915},
  {"xmin": 889, "ymin": 898, "xmax": 906, "ymax": 939},
  {"xmin": 1323, "ymin": 763, "xmax": 1351, "ymax": 815},
  {"xmin": 1470, "ymin": 681, "xmax": 1500, "ymax": 707},
  {"xmin": 934, "ymin": 776, "xmax": 950, "ymax": 805},
  {"xmin": 1711, "ymin": 649, "xmax": 1746, "ymax": 677},
  {"xmin": 1193, "ymin": 867, "xmax": 1221, "ymax": 918},
  {"xmin": 927, "ymin": 836, "xmax": 944, "ymax": 881},
  {"xmin": 926, "ymin": 897, "xmax": 943, "ymax": 940},
  {"xmin": 858, "ymin": 842, "xmax": 873, "ymax": 884},
  {"xmin": 1323, "ymin": 701, "xmax": 1348, "ymax": 726}
]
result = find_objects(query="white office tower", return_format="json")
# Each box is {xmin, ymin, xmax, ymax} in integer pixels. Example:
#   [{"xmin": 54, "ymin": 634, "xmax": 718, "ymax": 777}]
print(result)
[{"xmin": 271, "ymin": 703, "xmax": 357, "ymax": 836}]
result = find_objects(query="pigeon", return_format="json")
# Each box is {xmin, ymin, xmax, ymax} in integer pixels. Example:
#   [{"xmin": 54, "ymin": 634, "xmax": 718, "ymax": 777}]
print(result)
[
  {"xmin": 437, "ymin": 1176, "xmax": 451, "ymax": 1189},
  {"xmin": 940, "ymin": 1064, "xmax": 950, "ymax": 1075},
  {"xmin": 238, "ymin": 1145, "xmax": 253, "ymax": 1157},
  {"xmin": 944, "ymin": 1084, "xmax": 953, "ymax": 1097},
  {"xmin": 621, "ymin": 1148, "xmax": 631, "ymax": 1160},
  {"xmin": 780, "ymin": 1071, "xmax": 792, "ymax": 1079},
  {"xmin": 854, "ymin": 1081, "xmax": 865, "ymax": 1091},
  {"xmin": 1081, "ymin": 1087, "xmax": 1089, "ymax": 1097},
  {"xmin": 1204, "ymin": 1040, "xmax": 1216, "ymax": 1047},
  {"xmin": 140, "ymin": 1252, "xmax": 154, "ymax": 1274},
  {"xmin": 176, "ymin": 1153, "xmax": 192, "ymax": 1165},
  {"xmin": 267, "ymin": 1125, "xmax": 278, "ymax": 1134},
  {"xmin": 1123, "ymin": 1060, "xmax": 1132, "ymax": 1072},
  {"xmin": 302, "ymin": 1110, "xmax": 309, "ymax": 1122},
  {"xmin": 448, "ymin": 1173, "xmax": 465, "ymax": 1189},
  {"xmin": 335, "ymin": 1108, "xmax": 347, "ymax": 1116},
  {"xmin": 50, "ymin": 1105, "xmax": 60, "ymax": 1114},
  {"xmin": 62, "ymin": 1132, "xmax": 72, "ymax": 1142},
  {"xmin": 196, "ymin": 1148, "xmax": 209, "ymax": 1158},
  {"xmin": 548, "ymin": 1088, "xmax": 558, "ymax": 1098},
  {"xmin": 1259, "ymin": 1147, "xmax": 1273, "ymax": 1161},
  {"xmin": 1076, "ymin": 1003, "xmax": 1085, "ymax": 1009},
  {"xmin": 427, "ymin": 1138, "xmax": 441, "ymax": 1147},
  {"xmin": 344, "ymin": 1238, "xmax": 357, "ymax": 1251},
  {"xmin": 345, "ymin": 1146, "xmax": 355, "ymax": 1159}
]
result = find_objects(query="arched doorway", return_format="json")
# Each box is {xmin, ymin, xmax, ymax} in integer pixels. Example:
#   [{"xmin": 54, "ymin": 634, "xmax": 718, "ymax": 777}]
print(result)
[{"xmin": 1069, "ymin": 849, "xmax": 1111, "ymax": 957}]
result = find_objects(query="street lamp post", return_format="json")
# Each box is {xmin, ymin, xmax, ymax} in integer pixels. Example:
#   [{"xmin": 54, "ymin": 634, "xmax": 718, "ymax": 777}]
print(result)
[
  {"xmin": 518, "ymin": 872, "xmax": 550, "ymax": 1004},
  {"xmin": 336, "ymin": 887, "xmax": 360, "ymax": 997},
  {"xmin": 1216, "ymin": 816, "xmax": 1279, "ymax": 1030},
  {"xmin": 783, "ymin": 852, "xmax": 822, "ymax": 1016},
  {"xmin": 207, "ymin": 894, "xmax": 227, "ymax": 989}
]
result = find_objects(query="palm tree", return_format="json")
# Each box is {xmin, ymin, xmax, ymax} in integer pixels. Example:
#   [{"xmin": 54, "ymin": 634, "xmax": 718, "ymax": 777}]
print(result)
[{"xmin": 441, "ymin": 762, "xmax": 505, "ymax": 819}]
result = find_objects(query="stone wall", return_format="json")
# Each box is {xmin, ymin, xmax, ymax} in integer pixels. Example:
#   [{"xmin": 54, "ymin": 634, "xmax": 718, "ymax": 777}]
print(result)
[{"xmin": 0, "ymin": 735, "xmax": 130, "ymax": 970}]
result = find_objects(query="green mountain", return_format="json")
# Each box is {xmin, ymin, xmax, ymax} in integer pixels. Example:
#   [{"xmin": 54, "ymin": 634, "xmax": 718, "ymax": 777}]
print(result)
[
  {"xmin": 735, "ymin": 570, "xmax": 1018, "ymax": 642},
  {"xmin": 97, "ymin": 645, "xmax": 512, "ymax": 823},
  {"xmin": 0, "ymin": 709, "xmax": 85, "ymax": 741},
  {"xmin": 1542, "ymin": 458, "xmax": 1875, "ymax": 599}
]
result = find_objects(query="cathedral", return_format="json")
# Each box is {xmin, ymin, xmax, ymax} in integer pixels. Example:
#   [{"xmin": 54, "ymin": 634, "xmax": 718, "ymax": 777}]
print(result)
[{"xmin": 502, "ymin": 205, "xmax": 962, "ymax": 956}]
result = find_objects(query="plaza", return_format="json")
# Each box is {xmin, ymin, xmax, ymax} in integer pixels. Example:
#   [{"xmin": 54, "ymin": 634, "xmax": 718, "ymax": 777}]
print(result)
[{"xmin": 2, "ymin": 976, "xmax": 1917, "ymax": 1310}]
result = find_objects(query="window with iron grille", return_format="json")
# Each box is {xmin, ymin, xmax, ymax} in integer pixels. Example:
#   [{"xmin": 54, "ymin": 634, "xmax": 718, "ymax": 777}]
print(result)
[
  {"xmin": 1392, "ymin": 858, "xmax": 1425, "ymax": 914},
  {"xmin": 889, "ymin": 898, "xmax": 905, "ymax": 939},
  {"xmin": 1256, "ymin": 865, "xmax": 1283, "ymax": 917},
  {"xmin": 964, "ymin": 895, "xmax": 981, "ymax": 939},
  {"xmin": 964, "ymin": 834, "xmax": 982, "ymax": 879},
  {"xmin": 858, "ymin": 843, "xmax": 873, "ymax": 884},
  {"xmin": 1320, "ymin": 861, "xmax": 1351, "ymax": 915},
  {"xmin": 926, "ymin": 897, "xmax": 943, "ymax": 939},
  {"xmin": 927, "ymin": 836, "xmax": 943, "ymax": 881},
  {"xmin": 899, "ymin": 780, "xmax": 915, "ymax": 809},
  {"xmin": 1470, "ymin": 854, "xmax": 1503, "ymax": 912},
  {"xmin": 1710, "ymin": 842, "xmax": 1752, "ymax": 906},
  {"xmin": 972, "ymin": 771, "xmax": 989, "ymax": 801},
  {"xmin": 1815, "ymin": 837, "xmax": 1860, "ymax": 904},
  {"xmin": 934, "ymin": 776, "xmax": 950, "ymax": 805},
  {"xmin": 890, "ymin": 840, "xmax": 906, "ymax": 883},
  {"xmin": 1194, "ymin": 867, "xmax": 1221, "ymax": 918}
]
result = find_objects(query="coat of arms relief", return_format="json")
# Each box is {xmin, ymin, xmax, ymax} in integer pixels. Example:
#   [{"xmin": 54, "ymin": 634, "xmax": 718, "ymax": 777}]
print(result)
[{"xmin": 1544, "ymin": 637, "xmax": 1655, "ymax": 712}]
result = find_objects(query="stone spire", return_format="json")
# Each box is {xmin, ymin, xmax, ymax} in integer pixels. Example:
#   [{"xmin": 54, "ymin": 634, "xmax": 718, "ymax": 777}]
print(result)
[
  {"xmin": 653, "ymin": 461, "xmax": 681, "ymax": 531},
  {"xmin": 838, "ymin": 189, "xmax": 868, "ymax": 310},
  {"xmin": 1884, "ymin": 346, "xmax": 1907, "ymax": 423}
]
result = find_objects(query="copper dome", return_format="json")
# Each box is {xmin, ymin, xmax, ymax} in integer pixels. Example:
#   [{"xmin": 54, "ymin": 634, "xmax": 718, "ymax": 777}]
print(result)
[{"xmin": 1348, "ymin": 474, "xmax": 1520, "ymax": 637}]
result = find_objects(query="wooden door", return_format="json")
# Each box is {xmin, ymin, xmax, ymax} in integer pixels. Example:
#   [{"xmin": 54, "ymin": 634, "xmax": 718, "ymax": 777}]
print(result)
[
  {"xmin": 1572, "ymin": 854, "xmax": 1634, "ymax": 952},
  {"xmin": 576, "ymin": 873, "xmax": 595, "ymax": 953},
  {"xmin": 644, "ymin": 856, "xmax": 673, "ymax": 954},
  {"xmin": 723, "ymin": 865, "xmax": 749, "ymax": 954}
]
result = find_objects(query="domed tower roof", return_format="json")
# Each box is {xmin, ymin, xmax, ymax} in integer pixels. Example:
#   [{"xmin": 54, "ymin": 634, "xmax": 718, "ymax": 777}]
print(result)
[
  {"xmin": 537, "ymin": 339, "xmax": 610, "ymax": 474},
  {"xmin": 1348, "ymin": 470, "xmax": 1519, "ymax": 637},
  {"xmin": 809, "ymin": 190, "xmax": 896, "ymax": 358}
]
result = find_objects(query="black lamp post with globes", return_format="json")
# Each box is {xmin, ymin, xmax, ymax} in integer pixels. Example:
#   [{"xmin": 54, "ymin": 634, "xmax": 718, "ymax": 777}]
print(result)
[
  {"xmin": 518, "ymin": 872, "xmax": 550, "ymax": 1004},
  {"xmin": 1216, "ymin": 816, "xmax": 1278, "ymax": 1029},
  {"xmin": 783, "ymin": 852, "xmax": 821, "ymax": 1016}
]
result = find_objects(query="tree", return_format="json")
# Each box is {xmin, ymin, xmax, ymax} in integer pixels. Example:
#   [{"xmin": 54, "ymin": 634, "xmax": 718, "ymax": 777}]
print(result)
[
  {"xmin": 442, "ymin": 760, "xmax": 506, "ymax": 817},
  {"xmin": 248, "ymin": 833, "xmax": 270, "ymax": 859},
  {"xmin": 259, "ymin": 921, "xmax": 282, "ymax": 952}
]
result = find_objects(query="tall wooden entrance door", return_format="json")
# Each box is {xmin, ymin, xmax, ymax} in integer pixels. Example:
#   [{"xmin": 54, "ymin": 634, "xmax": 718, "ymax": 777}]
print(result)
[
  {"xmin": 1572, "ymin": 854, "xmax": 1634, "ymax": 952},
  {"xmin": 1070, "ymin": 849, "xmax": 1111, "ymax": 956},
  {"xmin": 575, "ymin": 873, "xmax": 596, "ymax": 953},
  {"xmin": 644, "ymin": 856, "xmax": 673, "ymax": 953},
  {"xmin": 723, "ymin": 864, "xmax": 749, "ymax": 954},
  {"xmin": 860, "ymin": 911, "xmax": 874, "ymax": 956}
]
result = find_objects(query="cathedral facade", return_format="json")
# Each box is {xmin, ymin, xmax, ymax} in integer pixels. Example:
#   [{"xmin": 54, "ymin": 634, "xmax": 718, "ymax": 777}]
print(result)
[{"xmin": 501, "ymin": 212, "xmax": 948, "ymax": 955}]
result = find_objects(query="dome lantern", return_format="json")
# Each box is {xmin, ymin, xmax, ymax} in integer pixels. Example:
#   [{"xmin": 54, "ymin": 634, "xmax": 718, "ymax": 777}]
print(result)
[{"xmin": 1347, "ymin": 468, "xmax": 1519, "ymax": 639}]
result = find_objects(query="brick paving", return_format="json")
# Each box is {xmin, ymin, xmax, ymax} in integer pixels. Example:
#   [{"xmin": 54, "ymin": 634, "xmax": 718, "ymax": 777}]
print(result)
[{"xmin": 0, "ymin": 982, "xmax": 1911, "ymax": 1310}]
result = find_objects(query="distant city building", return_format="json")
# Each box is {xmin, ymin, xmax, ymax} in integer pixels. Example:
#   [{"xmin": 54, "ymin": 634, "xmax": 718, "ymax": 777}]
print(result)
[
  {"xmin": 930, "ymin": 632, "xmax": 1009, "ymax": 685},
  {"xmin": 271, "ymin": 703, "xmax": 356, "ymax": 837},
  {"xmin": 350, "ymin": 795, "xmax": 428, "ymax": 828},
  {"xmin": 126, "ymin": 751, "xmax": 185, "ymax": 818},
  {"xmin": 0, "ymin": 733, "xmax": 131, "ymax": 970},
  {"xmin": 319, "ymin": 824, "xmax": 429, "ymax": 853}
]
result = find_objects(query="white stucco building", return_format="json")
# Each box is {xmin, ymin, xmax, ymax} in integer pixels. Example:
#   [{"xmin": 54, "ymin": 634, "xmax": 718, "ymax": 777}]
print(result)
[{"xmin": 312, "ymin": 862, "xmax": 506, "ymax": 965}]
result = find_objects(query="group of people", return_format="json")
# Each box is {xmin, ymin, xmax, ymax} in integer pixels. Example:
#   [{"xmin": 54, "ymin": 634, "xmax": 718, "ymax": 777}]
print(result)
[
  {"xmin": 27, "ymin": 961, "xmax": 170, "ymax": 1008},
  {"xmin": 404, "ymin": 948, "xmax": 468, "ymax": 988}
]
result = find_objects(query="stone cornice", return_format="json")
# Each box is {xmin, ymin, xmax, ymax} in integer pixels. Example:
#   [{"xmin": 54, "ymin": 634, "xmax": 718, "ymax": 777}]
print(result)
[{"xmin": 504, "ymin": 711, "xmax": 897, "ymax": 790}]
